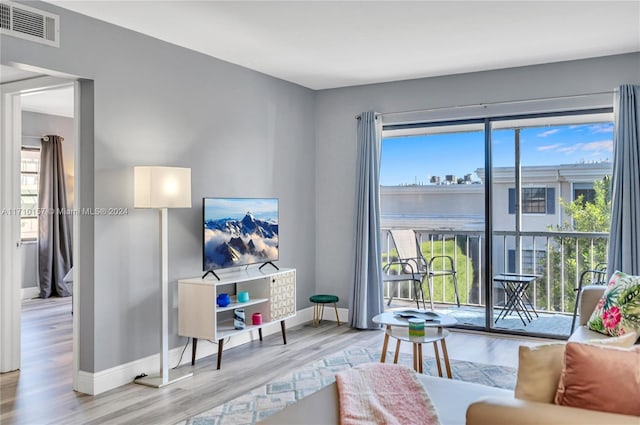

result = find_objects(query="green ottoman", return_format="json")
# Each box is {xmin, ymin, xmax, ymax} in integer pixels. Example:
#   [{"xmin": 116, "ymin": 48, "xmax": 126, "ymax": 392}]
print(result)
[{"xmin": 309, "ymin": 294, "xmax": 340, "ymax": 327}]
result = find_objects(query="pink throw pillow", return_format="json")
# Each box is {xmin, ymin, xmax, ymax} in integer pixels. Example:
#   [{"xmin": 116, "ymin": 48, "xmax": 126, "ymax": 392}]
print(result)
[{"xmin": 555, "ymin": 342, "xmax": 640, "ymax": 416}]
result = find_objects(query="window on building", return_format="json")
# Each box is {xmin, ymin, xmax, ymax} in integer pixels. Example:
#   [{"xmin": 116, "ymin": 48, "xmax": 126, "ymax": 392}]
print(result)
[
  {"xmin": 508, "ymin": 187, "xmax": 555, "ymax": 214},
  {"xmin": 508, "ymin": 249, "xmax": 546, "ymax": 275},
  {"xmin": 21, "ymin": 147, "xmax": 40, "ymax": 240},
  {"xmin": 573, "ymin": 182, "xmax": 596, "ymax": 205}
]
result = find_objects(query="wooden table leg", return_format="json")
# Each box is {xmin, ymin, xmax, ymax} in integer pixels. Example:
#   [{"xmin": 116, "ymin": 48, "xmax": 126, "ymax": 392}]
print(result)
[
  {"xmin": 393, "ymin": 339, "xmax": 401, "ymax": 364},
  {"xmin": 433, "ymin": 341, "xmax": 443, "ymax": 377},
  {"xmin": 441, "ymin": 338, "xmax": 452, "ymax": 379},
  {"xmin": 217, "ymin": 338, "xmax": 224, "ymax": 370},
  {"xmin": 191, "ymin": 337, "xmax": 198, "ymax": 365},
  {"xmin": 380, "ymin": 325, "xmax": 390, "ymax": 362},
  {"xmin": 412, "ymin": 343, "xmax": 418, "ymax": 371},
  {"xmin": 418, "ymin": 343, "xmax": 423, "ymax": 373},
  {"xmin": 280, "ymin": 320, "xmax": 287, "ymax": 344}
]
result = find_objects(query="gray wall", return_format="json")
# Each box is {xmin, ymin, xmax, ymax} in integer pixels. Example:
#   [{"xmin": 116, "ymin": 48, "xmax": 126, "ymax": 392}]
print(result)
[
  {"xmin": 2, "ymin": 1, "xmax": 316, "ymax": 372},
  {"xmin": 3, "ymin": 0, "xmax": 639, "ymax": 377},
  {"xmin": 314, "ymin": 53, "xmax": 640, "ymax": 306},
  {"xmin": 21, "ymin": 111, "xmax": 75, "ymax": 290}
]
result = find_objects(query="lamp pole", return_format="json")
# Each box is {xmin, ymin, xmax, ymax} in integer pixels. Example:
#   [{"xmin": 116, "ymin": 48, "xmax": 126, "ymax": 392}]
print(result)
[{"xmin": 134, "ymin": 166, "xmax": 193, "ymax": 388}]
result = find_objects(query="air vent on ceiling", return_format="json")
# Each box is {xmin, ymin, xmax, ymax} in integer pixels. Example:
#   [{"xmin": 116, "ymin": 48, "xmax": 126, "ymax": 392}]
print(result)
[{"xmin": 0, "ymin": 1, "xmax": 59, "ymax": 47}]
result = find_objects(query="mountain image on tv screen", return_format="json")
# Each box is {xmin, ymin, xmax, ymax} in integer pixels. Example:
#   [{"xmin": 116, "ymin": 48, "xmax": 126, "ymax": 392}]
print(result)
[{"xmin": 203, "ymin": 198, "xmax": 278, "ymax": 270}]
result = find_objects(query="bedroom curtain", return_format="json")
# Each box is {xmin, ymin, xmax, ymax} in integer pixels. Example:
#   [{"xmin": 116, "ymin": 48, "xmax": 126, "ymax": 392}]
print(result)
[
  {"xmin": 349, "ymin": 111, "xmax": 384, "ymax": 329},
  {"xmin": 607, "ymin": 84, "xmax": 640, "ymax": 276},
  {"xmin": 38, "ymin": 135, "xmax": 73, "ymax": 298}
]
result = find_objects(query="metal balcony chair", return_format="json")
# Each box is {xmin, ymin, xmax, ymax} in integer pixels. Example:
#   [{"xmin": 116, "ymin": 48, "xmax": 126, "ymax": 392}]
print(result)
[
  {"xmin": 570, "ymin": 262, "xmax": 608, "ymax": 333},
  {"xmin": 382, "ymin": 229, "xmax": 461, "ymax": 311}
]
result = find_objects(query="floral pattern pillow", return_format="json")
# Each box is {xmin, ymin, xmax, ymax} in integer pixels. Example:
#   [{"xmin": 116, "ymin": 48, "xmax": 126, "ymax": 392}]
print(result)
[{"xmin": 587, "ymin": 271, "xmax": 640, "ymax": 336}]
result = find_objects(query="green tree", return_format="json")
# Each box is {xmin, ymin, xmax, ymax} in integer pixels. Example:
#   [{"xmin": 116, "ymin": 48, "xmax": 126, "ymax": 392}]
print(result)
[
  {"xmin": 542, "ymin": 176, "xmax": 611, "ymax": 312},
  {"xmin": 558, "ymin": 176, "xmax": 611, "ymax": 232}
]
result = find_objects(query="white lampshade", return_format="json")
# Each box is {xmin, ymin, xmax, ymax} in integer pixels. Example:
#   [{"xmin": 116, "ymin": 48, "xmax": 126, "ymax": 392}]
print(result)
[{"xmin": 134, "ymin": 166, "xmax": 192, "ymax": 208}]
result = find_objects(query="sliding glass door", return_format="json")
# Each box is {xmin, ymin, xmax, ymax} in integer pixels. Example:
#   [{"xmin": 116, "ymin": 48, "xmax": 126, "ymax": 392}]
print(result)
[{"xmin": 380, "ymin": 108, "xmax": 613, "ymax": 338}]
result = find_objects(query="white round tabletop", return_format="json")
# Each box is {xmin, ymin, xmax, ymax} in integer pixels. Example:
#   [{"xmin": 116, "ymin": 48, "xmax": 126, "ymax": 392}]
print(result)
[{"xmin": 372, "ymin": 309, "xmax": 457, "ymax": 328}]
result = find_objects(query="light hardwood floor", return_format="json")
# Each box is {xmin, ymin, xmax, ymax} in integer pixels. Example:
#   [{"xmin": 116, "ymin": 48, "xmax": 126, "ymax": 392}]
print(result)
[{"xmin": 1, "ymin": 297, "xmax": 550, "ymax": 425}]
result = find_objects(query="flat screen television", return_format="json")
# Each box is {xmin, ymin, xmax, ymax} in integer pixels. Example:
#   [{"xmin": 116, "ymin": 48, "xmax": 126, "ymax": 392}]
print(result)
[{"xmin": 203, "ymin": 197, "xmax": 279, "ymax": 278}]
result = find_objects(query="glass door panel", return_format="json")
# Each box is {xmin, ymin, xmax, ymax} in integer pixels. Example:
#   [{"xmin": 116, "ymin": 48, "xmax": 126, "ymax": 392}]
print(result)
[
  {"xmin": 380, "ymin": 122, "xmax": 486, "ymax": 328},
  {"xmin": 490, "ymin": 113, "xmax": 613, "ymax": 337}
]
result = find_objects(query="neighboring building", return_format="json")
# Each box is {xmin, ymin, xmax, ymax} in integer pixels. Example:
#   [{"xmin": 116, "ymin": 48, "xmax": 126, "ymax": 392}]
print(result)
[
  {"xmin": 381, "ymin": 162, "xmax": 612, "ymax": 276},
  {"xmin": 479, "ymin": 162, "xmax": 612, "ymax": 233},
  {"xmin": 382, "ymin": 162, "xmax": 611, "ymax": 231}
]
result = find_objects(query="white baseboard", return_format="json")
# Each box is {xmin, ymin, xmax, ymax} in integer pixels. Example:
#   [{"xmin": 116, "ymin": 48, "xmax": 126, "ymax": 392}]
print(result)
[
  {"xmin": 79, "ymin": 306, "xmax": 323, "ymax": 395},
  {"xmin": 21, "ymin": 286, "xmax": 39, "ymax": 300}
]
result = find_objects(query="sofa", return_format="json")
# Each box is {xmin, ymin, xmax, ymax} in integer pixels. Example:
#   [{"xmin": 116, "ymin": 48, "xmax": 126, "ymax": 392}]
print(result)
[
  {"xmin": 567, "ymin": 284, "xmax": 612, "ymax": 343},
  {"xmin": 467, "ymin": 284, "xmax": 638, "ymax": 425},
  {"xmin": 260, "ymin": 285, "xmax": 638, "ymax": 425}
]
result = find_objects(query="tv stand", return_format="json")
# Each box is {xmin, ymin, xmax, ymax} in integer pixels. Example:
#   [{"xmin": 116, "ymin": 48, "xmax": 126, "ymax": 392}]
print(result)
[
  {"xmin": 259, "ymin": 261, "xmax": 279, "ymax": 271},
  {"xmin": 178, "ymin": 268, "xmax": 296, "ymax": 369},
  {"xmin": 202, "ymin": 269, "xmax": 220, "ymax": 280}
]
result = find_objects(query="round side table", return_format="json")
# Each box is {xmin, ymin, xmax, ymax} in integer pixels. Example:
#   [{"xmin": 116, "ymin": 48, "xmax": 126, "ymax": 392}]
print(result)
[
  {"xmin": 385, "ymin": 326, "xmax": 452, "ymax": 378},
  {"xmin": 372, "ymin": 310, "xmax": 456, "ymax": 378}
]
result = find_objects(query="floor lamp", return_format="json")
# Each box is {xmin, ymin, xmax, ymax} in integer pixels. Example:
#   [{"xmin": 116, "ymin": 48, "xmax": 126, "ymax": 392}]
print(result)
[{"xmin": 133, "ymin": 166, "xmax": 193, "ymax": 387}]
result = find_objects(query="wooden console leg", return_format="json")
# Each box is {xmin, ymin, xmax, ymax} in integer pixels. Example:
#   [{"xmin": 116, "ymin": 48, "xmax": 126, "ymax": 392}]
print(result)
[
  {"xmin": 280, "ymin": 320, "xmax": 287, "ymax": 344},
  {"xmin": 191, "ymin": 338, "xmax": 198, "ymax": 366},
  {"xmin": 259, "ymin": 328, "xmax": 263, "ymax": 341},
  {"xmin": 217, "ymin": 339, "xmax": 224, "ymax": 370}
]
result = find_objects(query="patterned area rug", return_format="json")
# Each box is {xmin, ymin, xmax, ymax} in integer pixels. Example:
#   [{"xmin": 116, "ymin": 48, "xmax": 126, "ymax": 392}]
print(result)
[{"xmin": 181, "ymin": 347, "xmax": 516, "ymax": 425}]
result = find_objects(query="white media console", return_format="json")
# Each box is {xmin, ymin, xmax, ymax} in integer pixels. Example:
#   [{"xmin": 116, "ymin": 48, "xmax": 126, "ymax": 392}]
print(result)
[{"xmin": 178, "ymin": 267, "xmax": 296, "ymax": 369}]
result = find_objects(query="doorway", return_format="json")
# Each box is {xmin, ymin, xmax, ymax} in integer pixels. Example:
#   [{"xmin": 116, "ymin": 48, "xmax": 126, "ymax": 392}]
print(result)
[{"xmin": 1, "ymin": 69, "xmax": 88, "ymax": 393}]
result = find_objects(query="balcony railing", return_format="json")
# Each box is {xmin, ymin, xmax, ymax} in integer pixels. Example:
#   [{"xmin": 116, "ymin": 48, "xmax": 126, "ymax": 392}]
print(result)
[{"xmin": 382, "ymin": 228, "xmax": 609, "ymax": 315}]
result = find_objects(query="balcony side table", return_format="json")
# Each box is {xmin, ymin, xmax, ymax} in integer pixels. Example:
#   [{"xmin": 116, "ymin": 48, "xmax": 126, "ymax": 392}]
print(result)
[{"xmin": 493, "ymin": 273, "xmax": 540, "ymax": 326}]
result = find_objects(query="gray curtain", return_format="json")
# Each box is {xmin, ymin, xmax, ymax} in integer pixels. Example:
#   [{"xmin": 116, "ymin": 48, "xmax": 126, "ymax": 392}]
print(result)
[
  {"xmin": 38, "ymin": 135, "xmax": 73, "ymax": 297},
  {"xmin": 607, "ymin": 85, "xmax": 640, "ymax": 276},
  {"xmin": 349, "ymin": 111, "xmax": 384, "ymax": 329}
]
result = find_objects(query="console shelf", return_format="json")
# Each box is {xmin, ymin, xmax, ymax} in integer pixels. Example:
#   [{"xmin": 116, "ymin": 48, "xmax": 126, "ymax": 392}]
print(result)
[
  {"xmin": 215, "ymin": 297, "xmax": 269, "ymax": 313},
  {"xmin": 178, "ymin": 267, "xmax": 296, "ymax": 369}
]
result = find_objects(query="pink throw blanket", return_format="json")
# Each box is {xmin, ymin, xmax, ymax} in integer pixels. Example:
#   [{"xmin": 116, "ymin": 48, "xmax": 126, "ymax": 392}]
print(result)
[{"xmin": 336, "ymin": 363, "xmax": 441, "ymax": 425}]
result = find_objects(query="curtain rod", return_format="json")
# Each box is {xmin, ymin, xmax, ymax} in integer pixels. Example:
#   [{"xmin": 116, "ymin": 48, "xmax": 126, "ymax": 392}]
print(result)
[
  {"xmin": 23, "ymin": 135, "xmax": 65, "ymax": 141},
  {"xmin": 354, "ymin": 89, "xmax": 617, "ymax": 119}
]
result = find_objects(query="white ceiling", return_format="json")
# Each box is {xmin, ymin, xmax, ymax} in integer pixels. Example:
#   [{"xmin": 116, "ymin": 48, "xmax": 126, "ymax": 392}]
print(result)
[
  {"xmin": 0, "ymin": 65, "xmax": 73, "ymax": 118},
  {"xmin": 21, "ymin": 86, "xmax": 75, "ymax": 118},
  {"xmin": 0, "ymin": 65, "xmax": 42, "ymax": 84},
  {"xmin": 47, "ymin": 0, "xmax": 640, "ymax": 90}
]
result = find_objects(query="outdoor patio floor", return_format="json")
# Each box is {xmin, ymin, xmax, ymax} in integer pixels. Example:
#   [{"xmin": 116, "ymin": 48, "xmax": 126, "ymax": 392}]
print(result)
[{"xmin": 387, "ymin": 299, "xmax": 574, "ymax": 338}]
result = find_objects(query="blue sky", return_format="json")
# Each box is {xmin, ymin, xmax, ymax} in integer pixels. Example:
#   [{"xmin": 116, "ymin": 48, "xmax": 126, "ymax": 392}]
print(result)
[
  {"xmin": 204, "ymin": 198, "xmax": 278, "ymax": 221},
  {"xmin": 380, "ymin": 122, "xmax": 613, "ymax": 186}
]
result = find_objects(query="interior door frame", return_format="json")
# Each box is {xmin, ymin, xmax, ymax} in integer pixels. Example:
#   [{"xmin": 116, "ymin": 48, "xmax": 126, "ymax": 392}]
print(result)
[{"xmin": 0, "ymin": 76, "xmax": 80, "ymax": 389}]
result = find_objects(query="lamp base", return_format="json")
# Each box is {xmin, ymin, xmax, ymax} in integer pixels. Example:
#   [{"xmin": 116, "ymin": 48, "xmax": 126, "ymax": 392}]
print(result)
[{"xmin": 134, "ymin": 368, "xmax": 193, "ymax": 388}]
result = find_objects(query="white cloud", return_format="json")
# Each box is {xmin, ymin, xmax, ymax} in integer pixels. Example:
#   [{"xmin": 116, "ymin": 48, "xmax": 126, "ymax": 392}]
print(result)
[
  {"xmin": 589, "ymin": 124, "xmax": 614, "ymax": 134},
  {"xmin": 537, "ymin": 143, "xmax": 563, "ymax": 151},
  {"xmin": 582, "ymin": 140, "xmax": 613, "ymax": 152},
  {"xmin": 538, "ymin": 129, "xmax": 560, "ymax": 137},
  {"xmin": 557, "ymin": 143, "xmax": 583, "ymax": 154}
]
